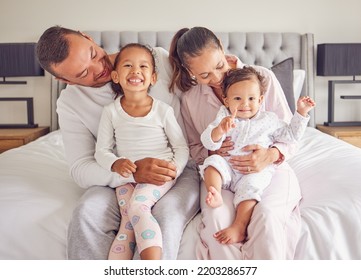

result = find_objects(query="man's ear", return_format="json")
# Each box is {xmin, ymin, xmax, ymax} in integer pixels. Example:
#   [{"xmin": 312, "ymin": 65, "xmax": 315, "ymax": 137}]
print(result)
[
  {"xmin": 55, "ymin": 76, "xmax": 74, "ymax": 85},
  {"xmin": 219, "ymin": 41, "xmax": 225, "ymax": 54},
  {"xmin": 79, "ymin": 32, "xmax": 93, "ymax": 42},
  {"xmin": 111, "ymin": 70, "xmax": 119, "ymax": 83}
]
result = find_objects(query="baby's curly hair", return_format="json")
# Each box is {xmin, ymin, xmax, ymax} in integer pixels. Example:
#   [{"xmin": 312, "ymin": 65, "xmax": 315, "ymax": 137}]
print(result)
[{"xmin": 222, "ymin": 66, "xmax": 267, "ymax": 98}]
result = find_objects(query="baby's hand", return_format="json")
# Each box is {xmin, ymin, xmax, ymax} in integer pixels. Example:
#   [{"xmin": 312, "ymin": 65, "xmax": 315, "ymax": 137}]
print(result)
[
  {"xmin": 218, "ymin": 109, "xmax": 237, "ymax": 134},
  {"xmin": 218, "ymin": 116, "xmax": 235, "ymax": 134},
  {"xmin": 112, "ymin": 158, "xmax": 137, "ymax": 177},
  {"xmin": 297, "ymin": 96, "xmax": 316, "ymax": 117},
  {"xmin": 211, "ymin": 109, "xmax": 237, "ymax": 142}
]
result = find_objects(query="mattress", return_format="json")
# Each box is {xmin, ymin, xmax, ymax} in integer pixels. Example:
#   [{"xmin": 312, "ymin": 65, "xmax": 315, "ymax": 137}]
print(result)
[{"xmin": 1, "ymin": 127, "xmax": 360, "ymax": 260}]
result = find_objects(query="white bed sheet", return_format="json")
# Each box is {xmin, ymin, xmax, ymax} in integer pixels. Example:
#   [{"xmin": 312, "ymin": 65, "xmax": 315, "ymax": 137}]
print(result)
[
  {"xmin": 0, "ymin": 131, "xmax": 84, "ymax": 259},
  {"xmin": 0, "ymin": 128, "xmax": 360, "ymax": 260},
  {"xmin": 291, "ymin": 128, "xmax": 361, "ymax": 259}
]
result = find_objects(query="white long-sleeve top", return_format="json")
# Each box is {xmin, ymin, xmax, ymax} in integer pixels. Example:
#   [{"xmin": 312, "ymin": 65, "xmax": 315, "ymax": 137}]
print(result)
[
  {"xmin": 95, "ymin": 96, "xmax": 189, "ymax": 180},
  {"xmin": 201, "ymin": 106, "xmax": 310, "ymax": 155},
  {"xmin": 56, "ymin": 47, "xmax": 184, "ymax": 189}
]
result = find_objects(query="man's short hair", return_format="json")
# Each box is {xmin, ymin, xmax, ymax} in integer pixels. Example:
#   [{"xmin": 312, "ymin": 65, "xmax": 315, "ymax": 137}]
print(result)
[{"xmin": 36, "ymin": 26, "xmax": 81, "ymax": 77}]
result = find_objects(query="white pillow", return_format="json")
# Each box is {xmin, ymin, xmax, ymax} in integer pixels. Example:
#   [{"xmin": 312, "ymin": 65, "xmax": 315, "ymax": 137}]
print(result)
[{"xmin": 293, "ymin": 69, "xmax": 306, "ymax": 102}]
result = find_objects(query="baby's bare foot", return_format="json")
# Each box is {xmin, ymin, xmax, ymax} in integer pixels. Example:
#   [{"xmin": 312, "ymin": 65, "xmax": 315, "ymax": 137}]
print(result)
[
  {"xmin": 214, "ymin": 224, "xmax": 246, "ymax": 244},
  {"xmin": 205, "ymin": 186, "xmax": 223, "ymax": 208}
]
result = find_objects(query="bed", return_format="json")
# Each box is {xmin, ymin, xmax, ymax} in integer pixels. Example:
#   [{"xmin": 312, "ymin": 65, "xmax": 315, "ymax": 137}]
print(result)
[{"xmin": 1, "ymin": 31, "xmax": 361, "ymax": 260}]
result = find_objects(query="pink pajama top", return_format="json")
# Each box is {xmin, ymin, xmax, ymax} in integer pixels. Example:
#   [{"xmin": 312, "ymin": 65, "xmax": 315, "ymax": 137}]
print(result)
[{"xmin": 180, "ymin": 57, "xmax": 295, "ymax": 165}]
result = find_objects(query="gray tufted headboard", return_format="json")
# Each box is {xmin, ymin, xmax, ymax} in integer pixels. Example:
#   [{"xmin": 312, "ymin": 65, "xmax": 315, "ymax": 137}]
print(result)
[{"xmin": 50, "ymin": 31, "xmax": 315, "ymax": 130}]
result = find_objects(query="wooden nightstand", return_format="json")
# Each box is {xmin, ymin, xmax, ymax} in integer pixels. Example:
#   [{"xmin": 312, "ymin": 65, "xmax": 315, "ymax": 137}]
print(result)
[
  {"xmin": 316, "ymin": 125, "xmax": 361, "ymax": 148},
  {"xmin": 0, "ymin": 126, "xmax": 50, "ymax": 153}
]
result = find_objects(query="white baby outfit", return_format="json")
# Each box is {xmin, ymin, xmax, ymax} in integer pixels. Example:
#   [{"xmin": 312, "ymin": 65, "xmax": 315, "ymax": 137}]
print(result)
[{"xmin": 199, "ymin": 105, "xmax": 309, "ymax": 208}]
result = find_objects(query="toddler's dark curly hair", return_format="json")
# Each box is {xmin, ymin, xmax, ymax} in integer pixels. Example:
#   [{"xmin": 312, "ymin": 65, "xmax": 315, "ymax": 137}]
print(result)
[{"xmin": 222, "ymin": 66, "xmax": 267, "ymax": 98}]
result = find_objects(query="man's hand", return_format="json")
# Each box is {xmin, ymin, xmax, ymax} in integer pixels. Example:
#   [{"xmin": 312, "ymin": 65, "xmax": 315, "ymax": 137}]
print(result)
[
  {"xmin": 228, "ymin": 145, "xmax": 280, "ymax": 174},
  {"xmin": 133, "ymin": 158, "xmax": 177, "ymax": 185}
]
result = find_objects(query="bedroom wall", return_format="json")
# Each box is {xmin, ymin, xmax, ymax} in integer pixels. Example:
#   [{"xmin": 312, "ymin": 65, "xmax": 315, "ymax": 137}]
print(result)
[{"xmin": 1, "ymin": 0, "xmax": 361, "ymax": 128}]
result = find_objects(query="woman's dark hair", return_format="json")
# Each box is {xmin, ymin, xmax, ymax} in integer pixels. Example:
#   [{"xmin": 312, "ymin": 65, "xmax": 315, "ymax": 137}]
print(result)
[
  {"xmin": 111, "ymin": 43, "xmax": 157, "ymax": 98},
  {"xmin": 223, "ymin": 67, "xmax": 267, "ymax": 97},
  {"xmin": 36, "ymin": 25, "xmax": 82, "ymax": 77},
  {"xmin": 169, "ymin": 27, "xmax": 223, "ymax": 93}
]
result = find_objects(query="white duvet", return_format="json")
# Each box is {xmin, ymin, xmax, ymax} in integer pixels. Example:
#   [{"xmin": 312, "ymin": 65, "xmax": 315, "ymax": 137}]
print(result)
[{"xmin": 0, "ymin": 128, "xmax": 360, "ymax": 260}]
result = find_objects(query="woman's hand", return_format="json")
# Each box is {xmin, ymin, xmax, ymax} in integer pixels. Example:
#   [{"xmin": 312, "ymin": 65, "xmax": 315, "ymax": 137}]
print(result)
[
  {"xmin": 209, "ymin": 136, "xmax": 234, "ymax": 157},
  {"xmin": 228, "ymin": 145, "xmax": 280, "ymax": 174}
]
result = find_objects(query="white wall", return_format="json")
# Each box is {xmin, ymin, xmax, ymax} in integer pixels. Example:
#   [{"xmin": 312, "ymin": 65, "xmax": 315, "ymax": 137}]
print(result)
[{"xmin": 1, "ymin": 0, "xmax": 361, "ymax": 127}]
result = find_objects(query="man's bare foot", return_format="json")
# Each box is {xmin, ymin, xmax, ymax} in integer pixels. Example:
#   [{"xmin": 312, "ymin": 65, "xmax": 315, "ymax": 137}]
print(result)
[
  {"xmin": 205, "ymin": 186, "xmax": 223, "ymax": 208},
  {"xmin": 213, "ymin": 223, "xmax": 246, "ymax": 244}
]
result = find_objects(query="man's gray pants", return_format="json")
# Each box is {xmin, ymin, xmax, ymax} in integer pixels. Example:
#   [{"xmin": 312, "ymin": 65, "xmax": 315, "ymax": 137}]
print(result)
[{"xmin": 66, "ymin": 160, "xmax": 200, "ymax": 260}]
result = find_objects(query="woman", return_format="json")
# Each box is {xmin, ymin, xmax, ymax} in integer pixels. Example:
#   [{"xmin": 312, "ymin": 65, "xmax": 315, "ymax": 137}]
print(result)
[{"xmin": 168, "ymin": 26, "xmax": 302, "ymax": 259}]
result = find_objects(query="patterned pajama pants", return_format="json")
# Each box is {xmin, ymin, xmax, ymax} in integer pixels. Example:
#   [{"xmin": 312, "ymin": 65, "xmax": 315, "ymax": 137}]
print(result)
[{"xmin": 109, "ymin": 181, "xmax": 174, "ymax": 259}]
